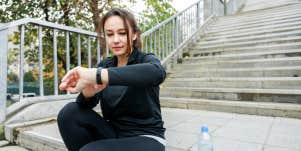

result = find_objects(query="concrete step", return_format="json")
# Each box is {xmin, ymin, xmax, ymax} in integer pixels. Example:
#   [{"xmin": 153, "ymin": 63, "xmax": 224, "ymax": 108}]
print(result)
[
  {"xmin": 160, "ymin": 96, "xmax": 301, "ymax": 118},
  {"xmin": 192, "ymin": 36, "xmax": 301, "ymax": 50},
  {"xmin": 207, "ymin": 14, "xmax": 300, "ymax": 30},
  {"xmin": 199, "ymin": 30, "xmax": 301, "ymax": 47},
  {"xmin": 4, "ymin": 118, "xmax": 67, "ymax": 151},
  {"xmin": 163, "ymin": 77, "xmax": 301, "ymax": 89},
  {"xmin": 174, "ymin": 57, "xmax": 301, "ymax": 69},
  {"xmin": 240, "ymin": 0, "xmax": 301, "ymax": 13},
  {"xmin": 217, "ymin": 4, "xmax": 301, "ymax": 21},
  {"xmin": 160, "ymin": 87, "xmax": 301, "ymax": 103},
  {"xmin": 189, "ymin": 43, "xmax": 301, "ymax": 56},
  {"xmin": 168, "ymin": 66, "xmax": 301, "ymax": 78},
  {"xmin": 185, "ymin": 49, "xmax": 301, "ymax": 61},
  {"xmin": 205, "ymin": 21, "xmax": 301, "ymax": 37},
  {"xmin": 213, "ymin": 11, "xmax": 301, "ymax": 29},
  {"xmin": 205, "ymin": 20, "xmax": 301, "ymax": 39},
  {"xmin": 17, "ymin": 122, "xmax": 66, "ymax": 151},
  {"xmin": 224, "ymin": 2, "xmax": 301, "ymax": 16}
]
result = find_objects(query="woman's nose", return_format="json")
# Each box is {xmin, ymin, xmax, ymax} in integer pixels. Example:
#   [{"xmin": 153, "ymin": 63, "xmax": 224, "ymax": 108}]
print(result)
[{"xmin": 113, "ymin": 35, "xmax": 120, "ymax": 43}]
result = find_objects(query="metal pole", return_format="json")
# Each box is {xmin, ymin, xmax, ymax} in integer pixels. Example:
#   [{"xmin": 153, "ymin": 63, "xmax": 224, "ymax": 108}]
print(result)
[
  {"xmin": 77, "ymin": 34, "xmax": 81, "ymax": 66},
  {"xmin": 0, "ymin": 29, "xmax": 8, "ymax": 123},
  {"xmin": 19, "ymin": 25, "xmax": 25, "ymax": 100},
  {"xmin": 197, "ymin": 2, "xmax": 200, "ymax": 29},
  {"xmin": 53, "ymin": 29, "xmax": 58, "ymax": 95},
  {"xmin": 38, "ymin": 26, "xmax": 44, "ymax": 96},
  {"xmin": 88, "ymin": 37, "xmax": 91, "ymax": 68},
  {"xmin": 224, "ymin": 0, "xmax": 227, "ymax": 15},
  {"xmin": 66, "ymin": 31, "xmax": 70, "ymax": 72},
  {"xmin": 149, "ymin": 33, "xmax": 154, "ymax": 53},
  {"xmin": 65, "ymin": 31, "xmax": 70, "ymax": 95},
  {"xmin": 97, "ymin": 38, "xmax": 100, "ymax": 63}
]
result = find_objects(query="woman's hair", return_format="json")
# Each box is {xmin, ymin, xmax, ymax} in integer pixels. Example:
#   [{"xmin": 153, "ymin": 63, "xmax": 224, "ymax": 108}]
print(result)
[{"xmin": 98, "ymin": 8, "xmax": 142, "ymax": 56}]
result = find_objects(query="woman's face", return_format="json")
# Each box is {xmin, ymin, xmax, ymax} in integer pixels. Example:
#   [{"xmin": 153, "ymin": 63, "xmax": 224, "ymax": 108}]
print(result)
[{"xmin": 104, "ymin": 16, "xmax": 132, "ymax": 56}]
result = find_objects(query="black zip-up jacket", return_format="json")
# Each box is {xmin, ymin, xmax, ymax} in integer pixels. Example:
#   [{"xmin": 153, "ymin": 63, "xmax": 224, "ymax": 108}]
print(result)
[{"xmin": 76, "ymin": 47, "xmax": 166, "ymax": 139}]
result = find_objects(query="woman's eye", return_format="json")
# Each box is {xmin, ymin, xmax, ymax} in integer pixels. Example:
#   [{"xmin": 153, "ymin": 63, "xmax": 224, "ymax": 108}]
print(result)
[
  {"xmin": 119, "ymin": 32, "xmax": 126, "ymax": 35},
  {"xmin": 106, "ymin": 34, "xmax": 113, "ymax": 37}
]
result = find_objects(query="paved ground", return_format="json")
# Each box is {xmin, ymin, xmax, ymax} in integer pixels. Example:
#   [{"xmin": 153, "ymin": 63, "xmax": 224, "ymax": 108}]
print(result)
[{"xmin": 1, "ymin": 108, "xmax": 301, "ymax": 151}]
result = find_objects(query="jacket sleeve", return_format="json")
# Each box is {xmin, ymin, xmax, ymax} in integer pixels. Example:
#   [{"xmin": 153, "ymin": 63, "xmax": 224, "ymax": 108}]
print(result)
[
  {"xmin": 107, "ymin": 54, "xmax": 166, "ymax": 87},
  {"xmin": 75, "ymin": 61, "xmax": 105, "ymax": 109}
]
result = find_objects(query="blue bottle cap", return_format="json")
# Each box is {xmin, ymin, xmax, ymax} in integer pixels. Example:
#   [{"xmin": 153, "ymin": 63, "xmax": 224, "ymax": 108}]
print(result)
[{"xmin": 201, "ymin": 125, "xmax": 208, "ymax": 133}]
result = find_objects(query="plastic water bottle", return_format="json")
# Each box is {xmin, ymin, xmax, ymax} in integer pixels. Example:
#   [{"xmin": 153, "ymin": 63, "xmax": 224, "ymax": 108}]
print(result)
[{"xmin": 197, "ymin": 125, "xmax": 214, "ymax": 151}]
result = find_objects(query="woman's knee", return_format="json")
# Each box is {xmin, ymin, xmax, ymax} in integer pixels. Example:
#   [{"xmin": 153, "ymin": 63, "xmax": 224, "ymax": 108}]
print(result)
[{"xmin": 57, "ymin": 102, "xmax": 80, "ymax": 124}]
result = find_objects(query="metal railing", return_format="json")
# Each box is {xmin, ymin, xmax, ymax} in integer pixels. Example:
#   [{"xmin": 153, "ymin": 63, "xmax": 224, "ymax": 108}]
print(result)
[
  {"xmin": 0, "ymin": 0, "xmax": 246, "ymax": 123},
  {"xmin": 0, "ymin": 18, "xmax": 101, "ymax": 122},
  {"xmin": 141, "ymin": 0, "xmax": 225, "ymax": 66}
]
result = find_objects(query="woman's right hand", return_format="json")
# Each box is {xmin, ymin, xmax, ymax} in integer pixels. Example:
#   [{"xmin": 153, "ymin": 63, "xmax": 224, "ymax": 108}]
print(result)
[{"xmin": 59, "ymin": 66, "xmax": 107, "ymax": 95}]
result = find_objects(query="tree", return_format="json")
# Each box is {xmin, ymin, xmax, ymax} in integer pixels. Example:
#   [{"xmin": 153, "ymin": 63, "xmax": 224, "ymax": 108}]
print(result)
[{"xmin": 139, "ymin": 0, "xmax": 176, "ymax": 32}]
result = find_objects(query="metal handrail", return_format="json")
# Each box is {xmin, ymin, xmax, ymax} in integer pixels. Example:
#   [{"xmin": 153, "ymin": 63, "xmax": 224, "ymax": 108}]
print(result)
[
  {"xmin": 0, "ymin": 17, "xmax": 101, "ymax": 123},
  {"xmin": 141, "ymin": 0, "xmax": 203, "ymax": 37},
  {"xmin": 0, "ymin": 18, "xmax": 97, "ymax": 36}
]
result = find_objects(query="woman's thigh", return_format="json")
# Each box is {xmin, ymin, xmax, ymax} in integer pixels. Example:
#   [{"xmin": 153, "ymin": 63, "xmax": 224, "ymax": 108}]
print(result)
[{"xmin": 80, "ymin": 136, "xmax": 165, "ymax": 151}]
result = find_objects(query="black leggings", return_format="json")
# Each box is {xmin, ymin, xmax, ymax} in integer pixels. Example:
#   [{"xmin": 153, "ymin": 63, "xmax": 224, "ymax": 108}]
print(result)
[{"xmin": 57, "ymin": 102, "xmax": 165, "ymax": 151}]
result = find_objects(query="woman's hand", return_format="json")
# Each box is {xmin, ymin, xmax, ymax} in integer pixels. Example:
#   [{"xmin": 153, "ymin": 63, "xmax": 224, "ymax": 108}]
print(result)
[{"xmin": 59, "ymin": 66, "xmax": 106, "ymax": 95}]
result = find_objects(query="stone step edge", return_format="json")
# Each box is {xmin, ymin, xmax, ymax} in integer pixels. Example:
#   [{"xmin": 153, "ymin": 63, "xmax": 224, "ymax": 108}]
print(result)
[
  {"xmin": 197, "ymin": 26, "xmax": 301, "ymax": 44},
  {"xmin": 4, "ymin": 118, "xmax": 56, "ymax": 142},
  {"xmin": 177, "ymin": 57, "xmax": 301, "ymax": 65},
  {"xmin": 213, "ymin": 12, "xmax": 301, "ymax": 29},
  {"xmin": 189, "ymin": 43, "xmax": 301, "ymax": 54},
  {"xmin": 164, "ymin": 77, "xmax": 301, "ymax": 82},
  {"xmin": 160, "ymin": 87, "xmax": 301, "ymax": 95},
  {"xmin": 215, "ymin": 12, "xmax": 301, "ymax": 27},
  {"xmin": 186, "ymin": 49, "xmax": 301, "ymax": 60},
  {"xmin": 207, "ymin": 21, "xmax": 301, "ymax": 39},
  {"xmin": 220, "ymin": 3, "xmax": 301, "ymax": 19},
  {"xmin": 160, "ymin": 97, "xmax": 301, "ymax": 119},
  {"xmin": 193, "ymin": 36, "xmax": 301, "ymax": 49},
  {"xmin": 169, "ymin": 66, "xmax": 301, "ymax": 74},
  {"xmin": 218, "ymin": 5, "xmax": 301, "ymax": 21},
  {"xmin": 18, "ymin": 130, "xmax": 65, "ymax": 151},
  {"xmin": 206, "ymin": 21, "xmax": 301, "ymax": 35},
  {"xmin": 216, "ymin": 10, "xmax": 301, "ymax": 24}
]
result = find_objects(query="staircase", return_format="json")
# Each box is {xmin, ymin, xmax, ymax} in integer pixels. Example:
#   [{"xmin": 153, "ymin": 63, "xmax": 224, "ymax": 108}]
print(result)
[
  {"xmin": 3, "ymin": 1, "xmax": 301, "ymax": 151},
  {"xmin": 160, "ymin": 3, "xmax": 301, "ymax": 117}
]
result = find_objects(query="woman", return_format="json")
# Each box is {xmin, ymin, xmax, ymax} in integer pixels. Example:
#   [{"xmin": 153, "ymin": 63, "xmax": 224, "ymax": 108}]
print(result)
[{"xmin": 57, "ymin": 8, "xmax": 166, "ymax": 151}]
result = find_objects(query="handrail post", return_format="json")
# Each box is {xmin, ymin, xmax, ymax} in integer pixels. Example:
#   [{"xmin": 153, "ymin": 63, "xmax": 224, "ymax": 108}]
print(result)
[
  {"xmin": 0, "ymin": 29, "xmax": 8, "ymax": 123},
  {"xmin": 196, "ymin": 2, "xmax": 201, "ymax": 28},
  {"xmin": 174, "ymin": 17, "xmax": 179, "ymax": 48},
  {"xmin": 224, "ymin": 0, "xmax": 227, "ymax": 15},
  {"xmin": 19, "ymin": 25, "xmax": 25, "ymax": 100}
]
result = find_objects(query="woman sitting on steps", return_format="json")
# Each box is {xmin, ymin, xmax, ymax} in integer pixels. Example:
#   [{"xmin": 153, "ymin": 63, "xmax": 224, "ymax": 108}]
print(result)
[{"xmin": 57, "ymin": 8, "xmax": 166, "ymax": 151}]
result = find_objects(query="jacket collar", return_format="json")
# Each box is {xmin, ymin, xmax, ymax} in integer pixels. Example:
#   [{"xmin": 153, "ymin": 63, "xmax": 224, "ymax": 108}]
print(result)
[{"xmin": 108, "ymin": 46, "xmax": 140, "ymax": 67}]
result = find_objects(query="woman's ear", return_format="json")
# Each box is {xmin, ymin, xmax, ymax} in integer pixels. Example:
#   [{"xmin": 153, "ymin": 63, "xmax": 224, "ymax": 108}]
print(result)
[{"xmin": 133, "ymin": 34, "xmax": 137, "ymax": 41}]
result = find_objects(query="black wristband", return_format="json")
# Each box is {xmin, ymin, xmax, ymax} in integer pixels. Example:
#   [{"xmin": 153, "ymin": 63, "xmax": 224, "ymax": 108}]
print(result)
[{"xmin": 96, "ymin": 67, "xmax": 103, "ymax": 84}]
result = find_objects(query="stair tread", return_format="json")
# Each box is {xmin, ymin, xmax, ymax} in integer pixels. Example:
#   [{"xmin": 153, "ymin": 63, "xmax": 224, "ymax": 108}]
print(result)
[
  {"xmin": 160, "ymin": 96, "xmax": 301, "ymax": 108},
  {"xmin": 189, "ymin": 43, "xmax": 301, "ymax": 53},
  {"xmin": 170, "ymin": 66, "xmax": 301, "ymax": 72},
  {"xmin": 161, "ymin": 87, "xmax": 301, "ymax": 95},
  {"xmin": 200, "ymin": 29, "xmax": 301, "ymax": 45},
  {"xmin": 206, "ymin": 23, "xmax": 301, "ymax": 39},
  {"xmin": 194, "ymin": 36, "xmax": 301, "ymax": 49},
  {"xmin": 179, "ymin": 57, "xmax": 301, "ymax": 64},
  {"xmin": 166, "ymin": 77, "xmax": 301, "ymax": 81},
  {"xmin": 186, "ymin": 49, "xmax": 301, "ymax": 59},
  {"xmin": 207, "ymin": 22, "xmax": 301, "ymax": 35}
]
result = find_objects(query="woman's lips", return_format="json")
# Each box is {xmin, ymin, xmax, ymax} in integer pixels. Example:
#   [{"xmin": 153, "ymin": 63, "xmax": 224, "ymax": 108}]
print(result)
[{"xmin": 113, "ymin": 46, "xmax": 123, "ymax": 51}]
